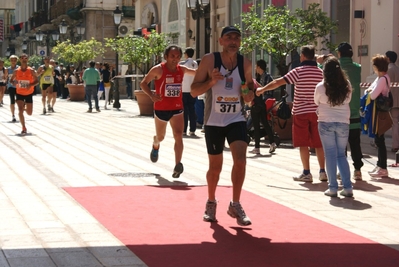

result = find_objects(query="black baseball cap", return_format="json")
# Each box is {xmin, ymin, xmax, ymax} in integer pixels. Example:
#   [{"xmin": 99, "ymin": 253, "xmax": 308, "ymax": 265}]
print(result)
[
  {"xmin": 221, "ymin": 26, "xmax": 241, "ymax": 37},
  {"xmin": 336, "ymin": 42, "xmax": 353, "ymax": 54}
]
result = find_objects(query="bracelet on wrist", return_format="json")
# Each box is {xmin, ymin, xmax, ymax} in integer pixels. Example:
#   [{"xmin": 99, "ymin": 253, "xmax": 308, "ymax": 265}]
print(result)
[{"xmin": 241, "ymin": 88, "xmax": 249, "ymax": 95}]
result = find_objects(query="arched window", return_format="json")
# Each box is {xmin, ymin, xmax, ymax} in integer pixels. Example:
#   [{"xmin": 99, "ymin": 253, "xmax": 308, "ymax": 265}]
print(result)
[
  {"xmin": 168, "ymin": 0, "xmax": 179, "ymax": 44},
  {"xmin": 168, "ymin": 0, "xmax": 178, "ymax": 22}
]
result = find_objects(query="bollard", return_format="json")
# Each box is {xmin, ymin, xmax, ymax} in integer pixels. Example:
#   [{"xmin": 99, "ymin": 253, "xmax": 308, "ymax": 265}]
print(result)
[{"xmin": 113, "ymin": 78, "xmax": 121, "ymax": 110}]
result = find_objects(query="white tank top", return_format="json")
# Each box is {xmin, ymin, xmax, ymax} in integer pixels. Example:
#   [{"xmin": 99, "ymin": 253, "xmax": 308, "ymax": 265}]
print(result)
[
  {"xmin": 204, "ymin": 65, "xmax": 245, "ymax": 126},
  {"xmin": 0, "ymin": 68, "xmax": 5, "ymax": 83}
]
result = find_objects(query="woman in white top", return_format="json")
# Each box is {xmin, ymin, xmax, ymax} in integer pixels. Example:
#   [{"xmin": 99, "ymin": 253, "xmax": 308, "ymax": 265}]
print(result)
[
  {"xmin": 366, "ymin": 54, "xmax": 391, "ymax": 177},
  {"xmin": 0, "ymin": 59, "xmax": 9, "ymax": 107},
  {"xmin": 314, "ymin": 56, "xmax": 353, "ymax": 197}
]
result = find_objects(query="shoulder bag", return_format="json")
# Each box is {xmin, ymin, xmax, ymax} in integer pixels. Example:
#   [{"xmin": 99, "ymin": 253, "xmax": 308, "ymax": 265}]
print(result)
[{"xmin": 376, "ymin": 76, "xmax": 393, "ymax": 112}]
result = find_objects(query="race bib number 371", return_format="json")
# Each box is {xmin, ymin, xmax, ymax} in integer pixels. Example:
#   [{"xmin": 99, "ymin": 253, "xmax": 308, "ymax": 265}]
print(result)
[
  {"xmin": 165, "ymin": 84, "xmax": 181, "ymax": 97},
  {"xmin": 215, "ymin": 95, "xmax": 240, "ymax": 114}
]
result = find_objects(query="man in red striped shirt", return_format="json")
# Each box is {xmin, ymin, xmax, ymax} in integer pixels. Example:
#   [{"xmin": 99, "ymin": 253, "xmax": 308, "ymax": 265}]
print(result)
[{"xmin": 256, "ymin": 45, "xmax": 326, "ymax": 183}]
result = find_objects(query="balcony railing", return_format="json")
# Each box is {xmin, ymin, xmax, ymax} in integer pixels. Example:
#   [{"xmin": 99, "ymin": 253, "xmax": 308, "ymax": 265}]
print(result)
[
  {"xmin": 50, "ymin": 0, "xmax": 83, "ymax": 21},
  {"xmin": 29, "ymin": 10, "xmax": 50, "ymax": 29}
]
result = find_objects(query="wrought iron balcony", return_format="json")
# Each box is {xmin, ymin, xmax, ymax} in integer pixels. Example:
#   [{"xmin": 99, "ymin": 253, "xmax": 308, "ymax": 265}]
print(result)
[{"xmin": 50, "ymin": 0, "xmax": 83, "ymax": 21}]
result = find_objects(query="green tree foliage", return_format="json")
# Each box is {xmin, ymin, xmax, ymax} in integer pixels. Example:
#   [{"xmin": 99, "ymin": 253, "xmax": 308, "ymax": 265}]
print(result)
[
  {"xmin": 28, "ymin": 55, "xmax": 44, "ymax": 68},
  {"xmin": 241, "ymin": 3, "xmax": 338, "ymax": 76},
  {"xmin": 52, "ymin": 38, "xmax": 104, "ymax": 68},
  {"xmin": 105, "ymin": 31, "xmax": 174, "ymax": 76}
]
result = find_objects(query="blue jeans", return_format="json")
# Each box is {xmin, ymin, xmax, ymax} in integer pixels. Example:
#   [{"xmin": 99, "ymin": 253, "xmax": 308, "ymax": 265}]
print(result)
[
  {"xmin": 318, "ymin": 122, "xmax": 352, "ymax": 192},
  {"xmin": 85, "ymin": 85, "xmax": 99, "ymax": 109},
  {"xmin": 126, "ymin": 81, "xmax": 132, "ymax": 98}
]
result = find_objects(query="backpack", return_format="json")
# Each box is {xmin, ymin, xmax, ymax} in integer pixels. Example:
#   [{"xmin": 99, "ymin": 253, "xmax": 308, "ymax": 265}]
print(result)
[{"xmin": 276, "ymin": 98, "xmax": 291, "ymax": 129}]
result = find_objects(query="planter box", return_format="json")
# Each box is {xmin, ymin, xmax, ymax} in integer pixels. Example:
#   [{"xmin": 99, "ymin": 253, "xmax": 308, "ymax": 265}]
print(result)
[
  {"xmin": 134, "ymin": 90, "xmax": 154, "ymax": 116},
  {"xmin": 68, "ymin": 84, "xmax": 85, "ymax": 101}
]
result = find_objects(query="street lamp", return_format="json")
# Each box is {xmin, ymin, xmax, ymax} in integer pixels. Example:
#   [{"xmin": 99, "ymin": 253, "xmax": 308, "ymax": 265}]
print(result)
[
  {"xmin": 36, "ymin": 29, "xmax": 60, "ymax": 57},
  {"xmin": 22, "ymin": 40, "xmax": 28, "ymax": 51},
  {"xmin": 59, "ymin": 19, "xmax": 68, "ymax": 34},
  {"xmin": 113, "ymin": 5, "xmax": 122, "ymax": 110},
  {"xmin": 186, "ymin": 0, "xmax": 210, "ymax": 58},
  {"xmin": 76, "ymin": 22, "xmax": 85, "ymax": 36},
  {"xmin": 58, "ymin": 19, "xmax": 85, "ymax": 43}
]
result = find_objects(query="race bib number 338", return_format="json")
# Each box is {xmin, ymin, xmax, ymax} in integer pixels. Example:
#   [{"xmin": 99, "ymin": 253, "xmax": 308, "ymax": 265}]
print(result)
[{"xmin": 165, "ymin": 84, "xmax": 181, "ymax": 97}]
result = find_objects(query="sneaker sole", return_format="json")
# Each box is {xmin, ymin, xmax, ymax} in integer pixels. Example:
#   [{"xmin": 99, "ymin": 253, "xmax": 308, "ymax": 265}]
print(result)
[
  {"xmin": 227, "ymin": 210, "xmax": 252, "ymax": 226},
  {"xmin": 203, "ymin": 216, "xmax": 217, "ymax": 223},
  {"xmin": 369, "ymin": 173, "xmax": 388, "ymax": 178},
  {"xmin": 150, "ymin": 148, "xmax": 159, "ymax": 163},
  {"xmin": 340, "ymin": 192, "xmax": 353, "ymax": 197},
  {"xmin": 172, "ymin": 163, "xmax": 184, "ymax": 178},
  {"xmin": 324, "ymin": 192, "xmax": 338, "ymax": 197},
  {"xmin": 293, "ymin": 178, "xmax": 313, "ymax": 183}
]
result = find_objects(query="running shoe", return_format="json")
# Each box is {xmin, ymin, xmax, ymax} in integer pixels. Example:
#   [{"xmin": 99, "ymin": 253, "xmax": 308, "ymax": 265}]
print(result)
[
  {"xmin": 12, "ymin": 116, "xmax": 16, "ymax": 123},
  {"xmin": 150, "ymin": 145, "xmax": 159, "ymax": 163},
  {"xmin": 340, "ymin": 189, "xmax": 354, "ymax": 198},
  {"xmin": 43, "ymin": 108, "xmax": 46, "ymax": 115},
  {"xmin": 249, "ymin": 148, "xmax": 260, "ymax": 154},
  {"xmin": 172, "ymin": 162, "xmax": 184, "ymax": 178},
  {"xmin": 21, "ymin": 128, "xmax": 27, "ymax": 135},
  {"xmin": 324, "ymin": 189, "xmax": 338, "ymax": 197},
  {"xmin": 227, "ymin": 202, "xmax": 252, "ymax": 226},
  {"xmin": 87, "ymin": 109, "xmax": 92, "ymax": 113},
  {"xmin": 293, "ymin": 173, "xmax": 313, "ymax": 182},
  {"xmin": 319, "ymin": 172, "xmax": 328, "ymax": 182},
  {"xmin": 353, "ymin": 170, "xmax": 362, "ymax": 180},
  {"xmin": 96, "ymin": 108, "xmax": 101, "ymax": 112},
  {"xmin": 203, "ymin": 200, "xmax": 217, "ymax": 222},
  {"xmin": 369, "ymin": 167, "xmax": 388, "ymax": 178},
  {"xmin": 368, "ymin": 166, "xmax": 379, "ymax": 174},
  {"xmin": 269, "ymin": 142, "xmax": 277, "ymax": 153}
]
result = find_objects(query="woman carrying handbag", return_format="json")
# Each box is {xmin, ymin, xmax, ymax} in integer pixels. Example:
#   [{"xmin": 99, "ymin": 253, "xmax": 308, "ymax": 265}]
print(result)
[{"xmin": 365, "ymin": 54, "xmax": 393, "ymax": 178}]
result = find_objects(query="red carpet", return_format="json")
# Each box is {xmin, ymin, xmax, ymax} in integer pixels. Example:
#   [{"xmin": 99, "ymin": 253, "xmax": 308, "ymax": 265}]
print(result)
[{"xmin": 65, "ymin": 186, "xmax": 399, "ymax": 267}]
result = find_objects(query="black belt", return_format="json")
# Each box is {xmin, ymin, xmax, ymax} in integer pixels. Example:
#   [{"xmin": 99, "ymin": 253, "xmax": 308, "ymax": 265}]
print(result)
[{"xmin": 350, "ymin": 118, "xmax": 360, "ymax": 124}]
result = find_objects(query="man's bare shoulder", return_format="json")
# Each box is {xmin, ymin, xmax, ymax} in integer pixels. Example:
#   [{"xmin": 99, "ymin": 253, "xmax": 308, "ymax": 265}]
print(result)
[{"xmin": 199, "ymin": 53, "xmax": 215, "ymax": 69}]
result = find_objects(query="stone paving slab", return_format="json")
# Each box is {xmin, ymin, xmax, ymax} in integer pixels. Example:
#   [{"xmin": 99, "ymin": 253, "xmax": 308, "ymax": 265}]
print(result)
[{"xmin": 0, "ymin": 96, "xmax": 398, "ymax": 266}]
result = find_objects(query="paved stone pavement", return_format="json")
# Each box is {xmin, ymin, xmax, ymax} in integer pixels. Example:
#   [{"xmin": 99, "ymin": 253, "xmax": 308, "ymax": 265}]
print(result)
[{"xmin": 0, "ymin": 96, "xmax": 398, "ymax": 267}]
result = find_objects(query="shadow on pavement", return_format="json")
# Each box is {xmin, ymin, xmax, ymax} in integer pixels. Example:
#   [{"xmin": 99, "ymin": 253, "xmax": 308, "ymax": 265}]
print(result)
[{"xmin": 329, "ymin": 197, "xmax": 372, "ymax": 210}]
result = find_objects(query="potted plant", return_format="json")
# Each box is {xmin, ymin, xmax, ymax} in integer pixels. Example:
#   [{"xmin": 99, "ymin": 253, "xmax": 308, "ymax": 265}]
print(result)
[
  {"xmin": 105, "ymin": 31, "xmax": 173, "ymax": 115},
  {"xmin": 52, "ymin": 38, "xmax": 104, "ymax": 101}
]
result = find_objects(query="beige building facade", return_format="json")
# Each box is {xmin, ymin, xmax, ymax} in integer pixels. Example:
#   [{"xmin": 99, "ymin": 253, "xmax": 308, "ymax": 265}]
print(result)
[
  {"xmin": 8, "ymin": 0, "xmax": 399, "ymax": 83},
  {"xmin": 132, "ymin": 0, "xmax": 399, "ymax": 82}
]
